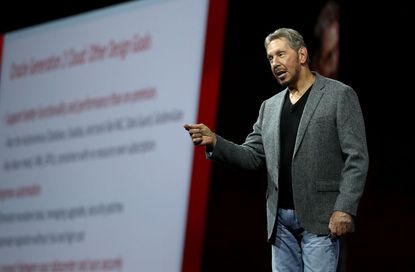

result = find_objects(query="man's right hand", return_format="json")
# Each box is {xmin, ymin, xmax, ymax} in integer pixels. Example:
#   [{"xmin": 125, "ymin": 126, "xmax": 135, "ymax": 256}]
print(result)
[{"xmin": 184, "ymin": 123, "xmax": 217, "ymax": 147}]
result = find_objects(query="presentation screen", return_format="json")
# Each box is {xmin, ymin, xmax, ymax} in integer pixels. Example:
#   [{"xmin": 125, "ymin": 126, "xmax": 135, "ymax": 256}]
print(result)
[{"xmin": 0, "ymin": 0, "xmax": 226, "ymax": 271}]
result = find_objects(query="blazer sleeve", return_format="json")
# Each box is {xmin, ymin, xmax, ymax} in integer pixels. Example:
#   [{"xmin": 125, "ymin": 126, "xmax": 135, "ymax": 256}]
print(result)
[
  {"xmin": 334, "ymin": 87, "xmax": 369, "ymax": 215},
  {"xmin": 207, "ymin": 101, "xmax": 267, "ymax": 171}
]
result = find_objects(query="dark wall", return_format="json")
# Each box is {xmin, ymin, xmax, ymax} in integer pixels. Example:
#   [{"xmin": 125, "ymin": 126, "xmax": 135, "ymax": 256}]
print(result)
[
  {"xmin": 0, "ymin": 1, "xmax": 128, "ymax": 34},
  {"xmin": 2, "ymin": 1, "xmax": 414, "ymax": 271}
]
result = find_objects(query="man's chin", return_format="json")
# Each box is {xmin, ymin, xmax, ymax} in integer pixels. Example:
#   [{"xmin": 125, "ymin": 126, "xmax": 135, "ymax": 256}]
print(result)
[{"xmin": 277, "ymin": 78, "xmax": 288, "ymax": 87}]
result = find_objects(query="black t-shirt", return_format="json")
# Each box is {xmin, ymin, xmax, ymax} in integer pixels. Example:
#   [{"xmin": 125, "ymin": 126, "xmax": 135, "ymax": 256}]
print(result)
[{"xmin": 278, "ymin": 86, "xmax": 312, "ymax": 209}]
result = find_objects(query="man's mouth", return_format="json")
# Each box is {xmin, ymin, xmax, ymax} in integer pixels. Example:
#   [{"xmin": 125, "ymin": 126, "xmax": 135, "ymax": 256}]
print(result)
[{"xmin": 275, "ymin": 70, "xmax": 286, "ymax": 79}]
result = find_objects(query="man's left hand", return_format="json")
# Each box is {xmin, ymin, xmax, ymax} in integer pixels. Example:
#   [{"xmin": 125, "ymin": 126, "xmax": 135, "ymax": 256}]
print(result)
[{"xmin": 328, "ymin": 211, "xmax": 354, "ymax": 237}]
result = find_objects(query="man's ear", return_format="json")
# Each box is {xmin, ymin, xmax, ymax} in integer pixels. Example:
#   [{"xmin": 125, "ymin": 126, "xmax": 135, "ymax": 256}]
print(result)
[{"xmin": 298, "ymin": 46, "xmax": 308, "ymax": 64}]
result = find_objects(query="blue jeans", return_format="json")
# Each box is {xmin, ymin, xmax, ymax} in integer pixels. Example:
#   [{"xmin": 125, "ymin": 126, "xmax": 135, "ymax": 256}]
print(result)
[{"xmin": 271, "ymin": 209, "xmax": 340, "ymax": 272}]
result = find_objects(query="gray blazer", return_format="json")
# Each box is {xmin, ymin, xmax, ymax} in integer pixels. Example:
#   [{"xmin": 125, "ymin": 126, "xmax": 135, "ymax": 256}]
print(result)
[{"xmin": 209, "ymin": 73, "xmax": 369, "ymax": 239}]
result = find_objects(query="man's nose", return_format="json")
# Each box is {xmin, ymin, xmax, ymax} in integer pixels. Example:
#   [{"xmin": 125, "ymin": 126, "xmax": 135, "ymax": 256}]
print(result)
[{"xmin": 271, "ymin": 59, "xmax": 280, "ymax": 70}]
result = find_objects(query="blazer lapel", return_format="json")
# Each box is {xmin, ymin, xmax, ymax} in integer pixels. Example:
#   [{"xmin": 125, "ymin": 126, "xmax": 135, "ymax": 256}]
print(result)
[
  {"xmin": 293, "ymin": 75, "xmax": 325, "ymax": 158},
  {"xmin": 270, "ymin": 90, "xmax": 286, "ymax": 188}
]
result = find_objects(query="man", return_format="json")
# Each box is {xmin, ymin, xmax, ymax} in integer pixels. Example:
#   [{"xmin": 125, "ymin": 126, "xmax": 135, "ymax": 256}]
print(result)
[{"xmin": 184, "ymin": 27, "xmax": 368, "ymax": 271}]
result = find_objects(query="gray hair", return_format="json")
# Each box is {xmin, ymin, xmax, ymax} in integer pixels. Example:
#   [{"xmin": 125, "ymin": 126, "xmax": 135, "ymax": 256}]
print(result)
[
  {"xmin": 264, "ymin": 28, "xmax": 309, "ymax": 63},
  {"xmin": 264, "ymin": 27, "xmax": 307, "ymax": 51}
]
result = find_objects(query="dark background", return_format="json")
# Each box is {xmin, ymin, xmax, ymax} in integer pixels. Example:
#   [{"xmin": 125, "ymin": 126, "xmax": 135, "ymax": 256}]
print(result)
[{"xmin": 2, "ymin": 1, "xmax": 414, "ymax": 271}]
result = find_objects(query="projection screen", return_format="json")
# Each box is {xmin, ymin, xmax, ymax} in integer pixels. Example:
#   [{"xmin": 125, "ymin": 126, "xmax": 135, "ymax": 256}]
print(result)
[{"xmin": 0, "ymin": 0, "xmax": 227, "ymax": 271}]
